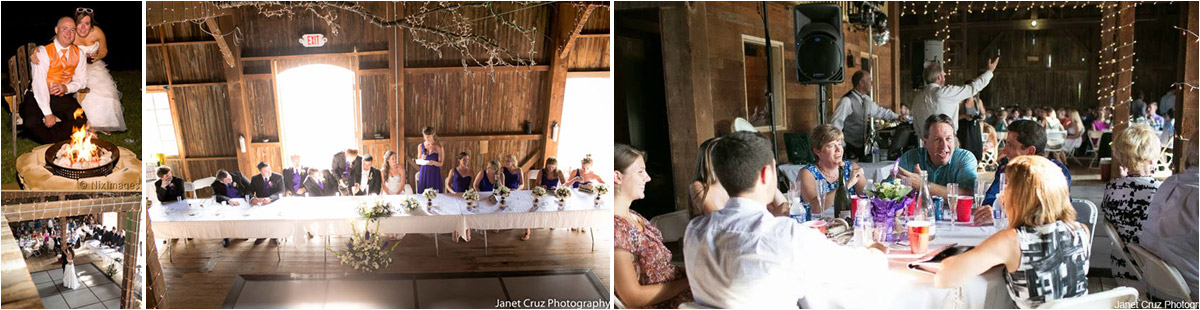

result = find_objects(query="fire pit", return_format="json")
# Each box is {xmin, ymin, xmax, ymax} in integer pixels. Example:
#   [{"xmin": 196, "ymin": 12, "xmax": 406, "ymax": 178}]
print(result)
[
  {"xmin": 43, "ymin": 136, "xmax": 120, "ymax": 179},
  {"xmin": 15, "ymin": 112, "xmax": 141, "ymax": 190}
]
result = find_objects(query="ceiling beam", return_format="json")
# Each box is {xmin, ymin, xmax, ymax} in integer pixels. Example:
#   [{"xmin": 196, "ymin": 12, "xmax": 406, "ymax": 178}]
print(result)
[
  {"xmin": 205, "ymin": 18, "xmax": 237, "ymax": 68},
  {"xmin": 559, "ymin": 4, "xmax": 598, "ymax": 59},
  {"xmin": 2, "ymin": 196, "xmax": 141, "ymax": 222}
]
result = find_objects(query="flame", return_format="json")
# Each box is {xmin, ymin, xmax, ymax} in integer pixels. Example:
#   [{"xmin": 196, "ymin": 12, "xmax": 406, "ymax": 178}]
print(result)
[
  {"xmin": 73, "ymin": 108, "xmax": 84, "ymax": 120},
  {"xmin": 64, "ymin": 124, "xmax": 100, "ymax": 165}
]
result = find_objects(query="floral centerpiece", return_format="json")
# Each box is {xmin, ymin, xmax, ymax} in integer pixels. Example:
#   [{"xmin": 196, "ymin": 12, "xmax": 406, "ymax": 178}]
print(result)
[
  {"xmin": 531, "ymin": 186, "xmax": 547, "ymax": 209},
  {"xmin": 357, "ymin": 199, "xmax": 394, "ymax": 222},
  {"xmin": 593, "ymin": 184, "xmax": 608, "ymax": 208},
  {"xmin": 327, "ymin": 221, "xmax": 400, "ymax": 273},
  {"xmin": 554, "ymin": 186, "xmax": 572, "ymax": 210},
  {"xmin": 422, "ymin": 188, "xmax": 438, "ymax": 209},
  {"xmin": 495, "ymin": 185, "xmax": 511, "ymax": 210},
  {"xmin": 462, "ymin": 188, "xmax": 480, "ymax": 210},
  {"xmin": 867, "ymin": 179, "xmax": 916, "ymax": 242},
  {"xmin": 398, "ymin": 197, "xmax": 420, "ymax": 213}
]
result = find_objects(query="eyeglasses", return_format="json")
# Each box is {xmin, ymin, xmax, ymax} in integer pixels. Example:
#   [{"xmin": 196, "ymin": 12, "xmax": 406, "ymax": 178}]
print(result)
[{"xmin": 76, "ymin": 7, "xmax": 93, "ymax": 14}]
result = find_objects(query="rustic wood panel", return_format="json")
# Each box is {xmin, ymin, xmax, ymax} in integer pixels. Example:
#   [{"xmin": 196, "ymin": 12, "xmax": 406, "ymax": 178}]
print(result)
[
  {"xmin": 146, "ymin": 47, "xmax": 169, "ymax": 85},
  {"xmin": 148, "ymin": 21, "xmax": 213, "ymax": 43},
  {"xmin": 161, "ymin": 159, "xmax": 188, "ymax": 181},
  {"xmin": 360, "ymin": 74, "xmax": 391, "ymax": 140},
  {"xmin": 567, "ymin": 36, "xmax": 610, "ymax": 71},
  {"xmin": 244, "ymin": 144, "xmax": 283, "ymax": 178},
  {"xmin": 243, "ymin": 79, "xmax": 280, "ymax": 142},
  {"xmin": 403, "ymin": 2, "xmax": 551, "ymax": 68},
  {"xmin": 581, "ymin": 7, "xmax": 610, "ymax": 34},
  {"xmin": 234, "ymin": 2, "xmax": 392, "ymax": 58},
  {"xmin": 403, "ymin": 71, "xmax": 549, "ymax": 136},
  {"xmin": 172, "ymin": 85, "xmax": 237, "ymax": 158},
  {"xmin": 1, "ymin": 216, "xmax": 42, "ymax": 309},
  {"xmin": 166, "ymin": 45, "xmax": 226, "ymax": 84},
  {"xmin": 404, "ymin": 139, "xmax": 542, "ymax": 186},
  {"xmin": 147, "ymin": 1, "xmax": 232, "ymax": 28},
  {"xmin": 185, "ymin": 159, "xmax": 240, "ymax": 183}
]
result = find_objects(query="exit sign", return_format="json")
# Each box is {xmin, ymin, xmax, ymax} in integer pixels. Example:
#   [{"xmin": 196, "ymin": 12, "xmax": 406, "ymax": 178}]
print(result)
[{"xmin": 299, "ymin": 34, "xmax": 327, "ymax": 47}]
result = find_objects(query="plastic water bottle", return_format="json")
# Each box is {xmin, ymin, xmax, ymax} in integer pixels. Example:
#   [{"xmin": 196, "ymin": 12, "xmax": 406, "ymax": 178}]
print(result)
[
  {"xmin": 789, "ymin": 198, "xmax": 806, "ymax": 224},
  {"xmin": 852, "ymin": 199, "xmax": 873, "ymax": 247}
]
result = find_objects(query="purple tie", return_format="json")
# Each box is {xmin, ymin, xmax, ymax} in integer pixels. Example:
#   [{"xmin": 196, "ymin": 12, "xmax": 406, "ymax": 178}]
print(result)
[{"xmin": 344, "ymin": 161, "xmax": 351, "ymax": 179}]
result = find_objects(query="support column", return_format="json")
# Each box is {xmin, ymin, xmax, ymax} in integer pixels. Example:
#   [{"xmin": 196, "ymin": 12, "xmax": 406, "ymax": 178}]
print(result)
[
  {"xmin": 1175, "ymin": 1, "xmax": 1198, "ymax": 173},
  {"xmin": 659, "ymin": 2, "xmax": 715, "ymax": 210},
  {"xmin": 540, "ymin": 2, "xmax": 579, "ymax": 163},
  {"xmin": 1109, "ymin": 2, "xmax": 1135, "ymax": 177}
]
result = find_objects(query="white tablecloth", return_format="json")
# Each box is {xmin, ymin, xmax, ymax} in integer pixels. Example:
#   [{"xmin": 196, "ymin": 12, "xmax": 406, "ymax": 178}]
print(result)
[
  {"xmin": 149, "ymin": 189, "xmax": 612, "ymax": 242},
  {"xmin": 779, "ymin": 161, "xmax": 895, "ymax": 189},
  {"xmin": 806, "ymin": 222, "xmax": 1015, "ymax": 309}
]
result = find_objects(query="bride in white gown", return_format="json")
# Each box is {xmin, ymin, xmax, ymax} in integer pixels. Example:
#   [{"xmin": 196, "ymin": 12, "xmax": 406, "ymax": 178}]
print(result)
[
  {"xmin": 62, "ymin": 247, "xmax": 81, "ymax": 290},
  {"xmin": 33, "ymin": 9, "xmax": 125, "ymax": 133}
]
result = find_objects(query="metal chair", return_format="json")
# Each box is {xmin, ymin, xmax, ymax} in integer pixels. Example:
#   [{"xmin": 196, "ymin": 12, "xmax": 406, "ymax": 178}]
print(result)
[
  {"xmin": 1036, "ymin": 286, "xmax": 1138, "ymax": 309},
  {"xmin": 1127, "ymin": 243, "xmax": 1194, "ymax": 302},
  {"xmin": 649, "ymin": 210, "xmax": 691, "ymax": 243},
  {"xmin": 1069, "ymin": 199, "xmax": 1098, "ymax": 244},
  {"xmin": 1101, "ymin": 222, "xmax": 1143, "ymax": 281}
]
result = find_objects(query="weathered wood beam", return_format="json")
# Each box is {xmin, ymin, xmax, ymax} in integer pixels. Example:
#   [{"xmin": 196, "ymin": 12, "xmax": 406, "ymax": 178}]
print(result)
[
  {"xmin": 0, "ymin": 216, "xmax": 42, "ymax": 309},
  {"xmin": 660, "ymin": 2, "xmax": 715, "ymax": 210},
  {"xmin": 1110, "ymin": 2, "xmax": 1136, "ymax": 178},
  {"xmin": 560, "ymin": 4, "xmax": 598, "ymax": 59},
  {"xmin": 205, "ymin": 18, "xmax": 236, "ymax": 68},
  {"xmin": 144, "ymin": 40, "xmax": 217, "ymax": 47},
  {"xmin": 144, "ymin": 202, "xmax": 167, "ymax": 308},
  {"xmin": 119, "ymin": 209, "xmax": 141, "ymax": 309},
  {"xmin": 1175, "ymin": 1, "xmax": 1198, "ymax": 173},
  {"xmin": 889, "ymin": 3, "xmax": 902, "ymax": 110},
  {"xmin": 540, "ymin": 2, "xmax": 577, "ymax": 165},
  {"xmin": 239, "ymin": 50, "xmax": 388, "ymax": 62},
  {"xmin": 404, "ymin": 65, "xmax": 550, "ymax": 74},
  {"xmin": 1, "ymin": 196, "xmax": 141, "ymax": 222}
]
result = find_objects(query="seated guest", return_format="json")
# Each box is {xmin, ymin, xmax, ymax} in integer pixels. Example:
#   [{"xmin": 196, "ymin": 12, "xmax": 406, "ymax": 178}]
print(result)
[
  {"xmin": 935, "ymin": 156, "xmax": 1090, "ymax": 308},
  {"xmin": 1092, "ymin": 107, "xmax": 1112, "ymax": 132},
  {"xmin": 331, "ymin": 148, "xmax": 363, "ymax": 191},
  {"xmin": 1147, "ymin": 102, "xmax": 1166, "ymax": 130},
  {"xmin": 381, "ymin": 151, "xmax": 406, "ymax": 195},
  {"xmin": 444, "ymin": 152, "xmax": 474, "ymax": 194},
  {"xmin": 501, "ymin": 154, "xmax": 525, "ymax": 190},
  {"xmin": 798, "ymin": 125, "xmax": 867, "ymax": 217},
  {"xmin": 303, "ymin": 168, "xmax": 336, "ymax": 197},
  {"xmin": 1140, "ymin": 131, "xmax": 1199, "ymax": 301},
  {"xmin": 536, "ymin": 157, "xmax": 565, "ymax": 189},
  {"xmin": 1103, "ymin": 123, "xmax": 1162, "ymax": 288},
  {"xmin": 568, "ymin": 155, "xmax": 605, "ymax": 188},
  {"xmin": 354, "ymin": 154, "xmax": 382, "ymax": 195},
  {"xmin": 684, "ymin": 132, "xmax": 887, "ymax": 308},
  {"xmin": 473, "ymin": 160, "xmax": 503, "ymax": 192},
  {"xmin": 20, "ymin": 17, "xmax": 89, "ymax": 143},
  {"xmin": 154, "ymin": 166, "xmax": 185, "ymax": 202},
  {"xmin": 896, "ymin": 114, "xmax": 977, "ymax": 198},
  {"xmin": 613, "ymin": 144, "xmax": 692, "ymax": 308},
  {"xmin": 1059, "ymin": 110, "xmax": 1086, "ymax": 164},
  {"xmin": 250, "ymin": 161, "xmax": 285, "ymax": 205},
  {"xmin": 689, "ymin": 137, "xmax": 727, "ymax": 218},
  {"xmin": 974, "ymin": 120, "xmax": 1072, "ymax": 225},
  {"xmin": 212, "ymin": 169, "xmax": 251, "ymax": 205},
  {"xmin": 282, "ymin": 154, "xmax": 307, "ymax": 196}
]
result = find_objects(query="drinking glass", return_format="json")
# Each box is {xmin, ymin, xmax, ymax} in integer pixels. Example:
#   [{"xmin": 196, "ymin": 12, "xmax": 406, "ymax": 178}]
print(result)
[
  {"xmin": 946, "ymin": 183, "xmax": 958, "ymax": 231},
  {"xmin": 974, "ymin": 179, "xmax": 987, "ymax": 210}
]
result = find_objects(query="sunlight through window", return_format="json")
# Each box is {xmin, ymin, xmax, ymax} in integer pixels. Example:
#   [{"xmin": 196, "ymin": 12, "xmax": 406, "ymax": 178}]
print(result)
[
  {"xmin": 558, "ymin": 77, "xmax": 614, "ymax": 178},
  {"xmin": 276, "ymin": 64, "xmax": 358, "ymax": 168}
]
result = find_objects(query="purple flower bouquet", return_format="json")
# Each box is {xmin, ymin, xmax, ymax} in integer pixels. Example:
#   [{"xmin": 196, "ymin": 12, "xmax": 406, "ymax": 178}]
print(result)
[{"xmin": 870, "ymin": 195, "xmax": 915, "ymax": 243}]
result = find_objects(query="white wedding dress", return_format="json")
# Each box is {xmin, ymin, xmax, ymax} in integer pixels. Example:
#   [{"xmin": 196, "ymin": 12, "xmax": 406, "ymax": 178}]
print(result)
[
  {"xmin": 76, "ymin": 42, "xmax": 126, "ymax": 132},
  {"xmin": 62, "ymin": 258, "xmax": 81, "ymax": 290}
]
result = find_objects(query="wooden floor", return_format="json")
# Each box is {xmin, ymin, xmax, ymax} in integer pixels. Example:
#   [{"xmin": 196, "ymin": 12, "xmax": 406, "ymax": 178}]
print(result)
[{"xmin": 155, "ymin": 228, "xmax": 612, "ymax": 309}]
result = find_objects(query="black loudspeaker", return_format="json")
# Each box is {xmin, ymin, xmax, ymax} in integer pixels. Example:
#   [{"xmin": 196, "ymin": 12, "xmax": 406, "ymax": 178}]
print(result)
[{"xmin": 793, "ymin": 4, "xmax": 844, "ymax": 84}]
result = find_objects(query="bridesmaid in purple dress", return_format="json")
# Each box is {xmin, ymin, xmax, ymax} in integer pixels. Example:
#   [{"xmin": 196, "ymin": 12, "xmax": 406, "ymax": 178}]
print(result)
[
  {"xmin": 473, "ymin": 160, "xmax": 504, "ymax": 192},
  {"xmin": 415, "ymin": 126, "xmax": 444, "ymax": 193},
  {"xmin": 536, "ymin": 157, "xmax": 565, "ymax": 189},
  {"xmin": 444, "ymin": 152, "xmax": 474, "ymax": 194},
  {"xmin": 501, "ymin": 154, "xmax": 525, "ymax": 190}
]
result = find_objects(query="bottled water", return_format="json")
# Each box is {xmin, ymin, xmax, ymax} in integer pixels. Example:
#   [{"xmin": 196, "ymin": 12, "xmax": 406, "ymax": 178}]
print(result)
[{"xmin": 852, "ymin": 199, "xmax": 874, "ymax": 247}]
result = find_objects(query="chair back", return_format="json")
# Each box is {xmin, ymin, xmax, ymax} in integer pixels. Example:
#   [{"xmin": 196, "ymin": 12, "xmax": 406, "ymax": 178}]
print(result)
[
  {"xmin": 403, "ymin": 184, "xmax": 413, "ymax": 195},
  {"xmin": 192, "ymin": 177, "xmax": 217, "ymax": 190},
  {"xmin": 1035, "ymin": 286, "xmax": 1138, "ymax": 309},
  {"xmin": 1046, "ymin": 130, "xmax": 1067, "ymax": 150},
  {"xmin": 784, "ymin": 132, "xmax": 815, "ymax": 165},
  {"xmin": 1101, "ymin": 222, "xmax": 1143, "ymax": 280},
  {"xmin": 144, "ymin": 181, "xmax": 159, "ymax": 202},
  {"xmin": 649, "ymin": 210, "xmax": 691, "ymax": 243},
  {"xmin": 1127, "ymin": 243, "xmax": 1194, "ymax": 302},
  {"xmin": 1069, "ymin": 199, "xmax": 1098, "ymax": 243}
]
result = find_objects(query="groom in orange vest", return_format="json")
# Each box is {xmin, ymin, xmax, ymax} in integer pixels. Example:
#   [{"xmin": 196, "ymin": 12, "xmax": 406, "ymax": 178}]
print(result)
[{"xmin": 20, "ymin": 16, "xmax": 89, "ymax": 143}]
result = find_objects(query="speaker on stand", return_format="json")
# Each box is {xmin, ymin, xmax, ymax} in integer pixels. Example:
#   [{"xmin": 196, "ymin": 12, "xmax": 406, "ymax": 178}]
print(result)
[{"xmin": 794, "ymin": 3, "xmax": 844, "ymax": 124}]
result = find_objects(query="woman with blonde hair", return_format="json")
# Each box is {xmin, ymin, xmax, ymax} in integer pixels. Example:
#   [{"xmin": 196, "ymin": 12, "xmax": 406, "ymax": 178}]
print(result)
[
  {"xmin": 1102, "ymin": 123, "xmax": 1162, "ymax": 288},
  {"xmin": 934, "ymin": 156, "xmax": 1089, "ymax": 308}
]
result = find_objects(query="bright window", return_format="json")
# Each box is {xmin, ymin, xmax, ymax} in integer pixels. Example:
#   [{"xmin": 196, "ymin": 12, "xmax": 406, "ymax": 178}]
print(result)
[
  {"xmin": 143, "ymin": 91, "xmax": 178, "ymax": 156},
  {"xmin": 557, "ymin": 77, "xmax": 614, "ymax": 179},
  {"xmin": 276, "ymin": 64, "xmax": 357, "ymax": 168}
]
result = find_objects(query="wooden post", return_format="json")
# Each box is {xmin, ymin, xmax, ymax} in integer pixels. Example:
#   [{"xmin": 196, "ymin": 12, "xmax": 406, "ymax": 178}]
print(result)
[
  {"xmin": 888, "ymin": 3, "xmax": 902, "ymax": 111},
  {"xmin": 144, "ymin": 200, "xmax": 167, "ymax": 308},
  {"xmin": 388, "ymin": 2, "xmax": 407, "ymax": 184},
  {"xmin": 540, "ymin": 2, "xmax": 577, "ymax": 163},
  {"xmin": 1174, "ymin": 2, "xmax": 1198, "ymax": 173},
  {"xmin": 1109, "ymin": 2, "xmax": 1136, "ymax": 177},
  {"xmin": 119, "ymin": 209, "xmax": 140, "ymax": 309},
  {"xmin": 659, "ymin": 2, "xmax": 715, "ymax": 210}
]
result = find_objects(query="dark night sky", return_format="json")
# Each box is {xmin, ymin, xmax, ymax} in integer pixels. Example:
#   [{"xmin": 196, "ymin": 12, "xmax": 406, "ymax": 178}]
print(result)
[{"xmin": 2, "ymin": 1, "xmax": 142, "ymax": 73}]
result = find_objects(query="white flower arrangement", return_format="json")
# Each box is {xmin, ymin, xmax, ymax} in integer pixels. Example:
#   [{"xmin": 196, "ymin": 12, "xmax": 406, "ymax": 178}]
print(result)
[
  {"xmin": 463, "ymin": 188, "xmax": 479, "ymax": 210},
  {"xmin": 531, "ymin": 186, "xmax": 547, "ymax": 199},
  {"xmin": 357, "ymin": 199, "xmax": 394, "ymax": 221},
  {"xmin": 554, "ymin": 186, "xmax": 572, "ymax": 209},
  {"xmin": 593, "ymin": 184, "xmax": 608, "ymax": 208},
  {"xmin": 422, "ymin": 188, "xmax": 438, "ymax": 208},
  {"xmin": 495, "ymin": 185, "xmax": 511, "ymax": 209},
  {"xmin": 327, "ymin": 221, "xmax": 400, "ymax": 273},
  {"xmin": 398, "ymin": 197, "xmax": 420, "ymax": 213}
]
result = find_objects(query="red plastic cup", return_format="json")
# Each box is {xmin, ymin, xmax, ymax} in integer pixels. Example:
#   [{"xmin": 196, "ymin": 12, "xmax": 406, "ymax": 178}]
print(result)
[
  {"xmin": 803, "ymin": 220, "xmax": 828, "ymax": 235},
  {"xmin": 907, "ymin": 220, "xmax": 932, "ymax": 254},
  {"xmin": 956, "ymin": 196, "xmax": 974, "ymax": 222},
  {"xmin": 851, "ymin": 196, "xmax": 860, "ymax": 219}
]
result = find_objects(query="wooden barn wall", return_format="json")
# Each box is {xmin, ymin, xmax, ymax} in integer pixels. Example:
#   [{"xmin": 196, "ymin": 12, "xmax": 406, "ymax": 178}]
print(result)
[
  {"xmin": 145, "ymin": 47, "xmax": 169, "ymax": 85},
  {"xmin": 567, "ymin": 37, "xmax": 611, "ymax": 71},
  {"xmin": 403, "ymin": 3, "xmax": 551, "ymax": 68},
  {"xmin": 360, "ymin": 74, "xmax": 391, "ymax": 140},
  {"xmin": 242, "ymin": 78, "xmax": 280, "ymax": 142},
  {"xmin": 172, "ymin": 85, "xmax": 237, "ymax": 159},
  {"xmin": 402, "ymin": 140, "xmax": 544, "ymax": 186},
  {"xmin": 167, "ymin": 46, "xmax": 225, "ymax": 84},
  {"xmin": 898, "ymin": 5, "xmax": 1182, "ymax": 112},
  {"xmin": 701, "ymin": 2, "xmax": 896, "ymax": 162},
  {"xmin": 581, "ymin": 8, "xmax": 610, "ymax": 34},
  {"xmin": 403, "ymin": 71, "xmax": 549, "ymax": 136},
  {"xmin": 233, "ymin": 2, "xmax": 392, "ymax": 57}
]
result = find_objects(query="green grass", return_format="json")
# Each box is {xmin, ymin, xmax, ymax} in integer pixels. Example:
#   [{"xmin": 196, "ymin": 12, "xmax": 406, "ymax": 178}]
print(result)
[{"xmin": 2, "ymin": 70, "xmax": 141, "ymax": 186}]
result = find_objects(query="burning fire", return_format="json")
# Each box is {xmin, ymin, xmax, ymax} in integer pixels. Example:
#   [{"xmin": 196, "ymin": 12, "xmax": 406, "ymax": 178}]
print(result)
[{"xmin": 60, "ymin": 109, "xmax": 102, "ymax": 166}]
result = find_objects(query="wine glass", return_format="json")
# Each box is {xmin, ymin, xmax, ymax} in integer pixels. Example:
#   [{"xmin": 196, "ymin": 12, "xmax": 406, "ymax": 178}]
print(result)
[
  {"xmin": 946, "ymin": 183, "xmax": 958, "ymax": 231},
  {"xmin": 974, "ymin": 179, "xmax": 987, "ymax": 211}
]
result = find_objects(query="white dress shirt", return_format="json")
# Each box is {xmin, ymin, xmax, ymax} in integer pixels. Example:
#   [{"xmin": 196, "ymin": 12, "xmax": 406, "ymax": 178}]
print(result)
[
  {"xmin": 912, "ymin": 71, "xmax": 993, "ymax": 137},
  {"xmin": 1140, "ymin": 167, "xmax": 1199, "ymax": 300},
  {"xmin": 683, "ymin": 197, "xmax": 888, "ymax": 308},
  {"xmin": 831, "ymin": 90, "xmax": 899, "ymax": 147},
  {"xmin": 31, "ymin": 40, "xmax": 89, "ymax": 116},
  {"xmin": 359, "ymin": 167, "xmax": 371, "ymax": 194}
]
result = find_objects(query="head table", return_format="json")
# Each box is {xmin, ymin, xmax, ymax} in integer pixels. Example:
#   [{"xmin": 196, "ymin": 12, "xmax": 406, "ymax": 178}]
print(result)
[
  {"xmin": 148, "ymin": 188, "xmax": 612, "ymax": 252},
  {"xmin": 803, "ymin": 221, "xmax": 1017, "ymax": 309}
]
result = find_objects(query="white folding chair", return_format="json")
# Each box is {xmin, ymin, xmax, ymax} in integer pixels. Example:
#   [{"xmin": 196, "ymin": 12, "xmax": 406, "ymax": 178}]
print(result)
[
  {"xmin": 1087, "ymin": 130, "xmax": 1105, "ymax": 169},
  {"xmin": 527, "ymin": 169, "xmax": 539, "ymax": 182},
  {"xmin": 1036, "ymin": 286, "xmax": 1138, "ymax": 309},
  {"xmin": 1127, "ymin": 243, "xmax": 1194, "ymax": 302},
  {"xmin": 1046, "ymin": 130, "xmax": 1068, "ymax": 161},
  {"xmin": 183, "ymin": 181, "xmax": 196, "ymax": 199},
  {"xmin": 191, "ymin": 177, "xmax": 217, "ymax": 204},
  {"xmin": 1101, "ymin": 222, "xmax": 1144, "ymax": 281},
  {"xmin": 649, "ymin": 210, "xmax": 691, "ymax": 243},
  {"xmin": 144, "ymin": 181, "xmax": 159, "ymax": 202}
]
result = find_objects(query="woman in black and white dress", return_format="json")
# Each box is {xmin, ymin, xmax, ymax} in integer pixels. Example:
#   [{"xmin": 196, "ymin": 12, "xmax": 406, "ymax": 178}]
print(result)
[{"xmin": 1102, "ymin": 123, "xmax": 1162, "ymax": 289}]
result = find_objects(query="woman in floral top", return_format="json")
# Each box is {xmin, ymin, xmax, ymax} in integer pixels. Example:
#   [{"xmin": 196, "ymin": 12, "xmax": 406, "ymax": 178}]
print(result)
[{"xmin": 614, "ymin": 144, "xmax": 692, "ymax": 308}]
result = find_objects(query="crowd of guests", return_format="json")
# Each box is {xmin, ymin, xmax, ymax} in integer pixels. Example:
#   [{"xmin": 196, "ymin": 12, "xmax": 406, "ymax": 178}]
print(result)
[
  {"xmin": 614, "ymin": 58, "xmax": 1196, "ymax": 307},
  {"xmin": 154, "ymin": 126, "xmax": 606, "ymax": 243},
  {"xmin": 10, "ymin": 215, "xmax": 126, "ymax": 258}
]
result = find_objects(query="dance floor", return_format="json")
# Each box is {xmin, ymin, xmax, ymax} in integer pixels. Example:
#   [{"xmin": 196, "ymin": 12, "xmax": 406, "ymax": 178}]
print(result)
[
  {"xmin": 34, "ymin": 263, "xmax": 123, "ymax": 309},
  {"xmin": 222, "ymin": 270, "xmax": 608, "ymax": 309}
]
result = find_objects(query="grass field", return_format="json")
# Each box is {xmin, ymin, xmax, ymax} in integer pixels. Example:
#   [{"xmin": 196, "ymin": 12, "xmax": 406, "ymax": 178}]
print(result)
[{"xmin": 2, "ymin": 70, "xmax": 141, "ymax": 186}]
